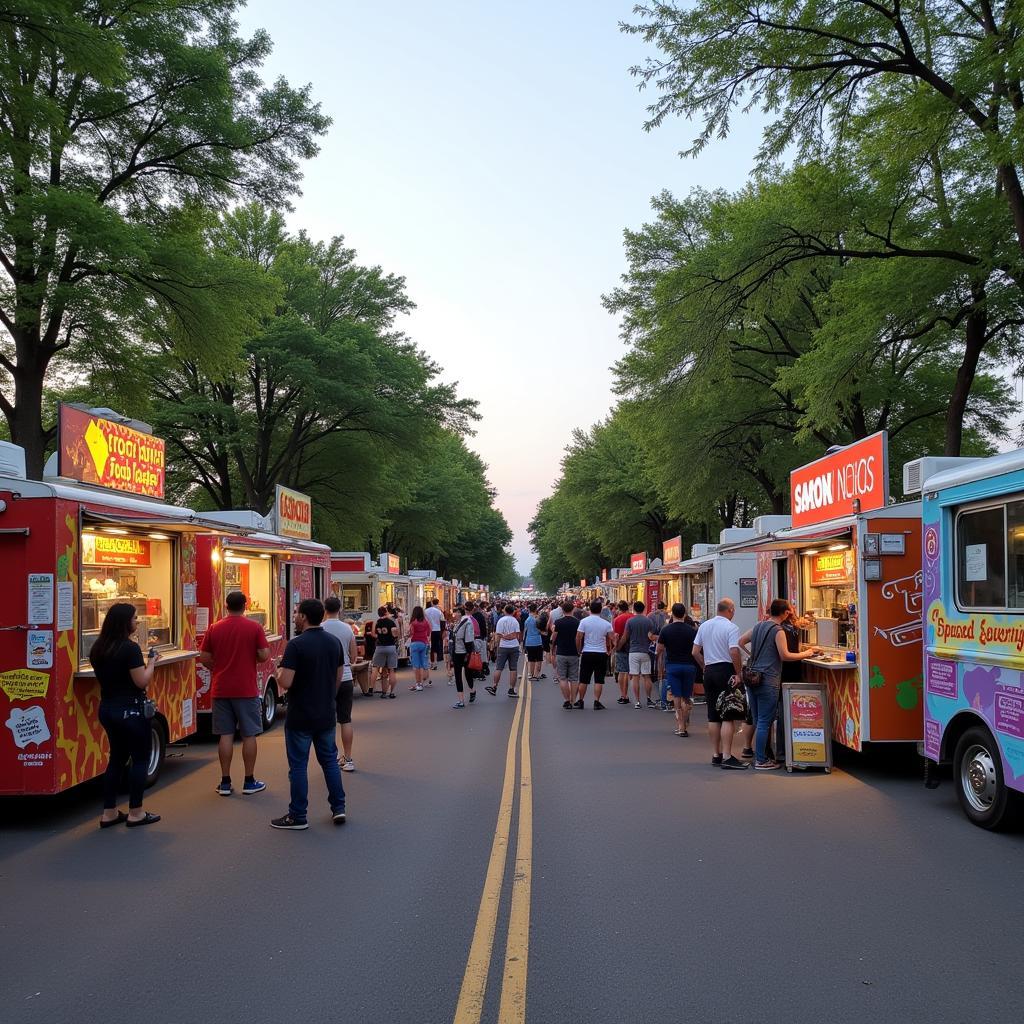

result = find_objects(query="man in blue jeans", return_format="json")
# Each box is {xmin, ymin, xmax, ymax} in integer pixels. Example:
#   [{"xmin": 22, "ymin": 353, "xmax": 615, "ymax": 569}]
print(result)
[{"xmin": 271, "ymin": 598, "xmax": 346, "ymax": 830}]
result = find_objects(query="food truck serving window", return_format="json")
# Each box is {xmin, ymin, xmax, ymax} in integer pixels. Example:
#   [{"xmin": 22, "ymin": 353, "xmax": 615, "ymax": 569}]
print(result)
[
  {"xmin": 81, "ymin": 528, "xmax": 176, "ymax": 664},
  {"xmin": 224, "ymin": 549, "xmax": 275, "ymax": 632},
  {"xmin": 334, "ymin": 583, "xmax": 370, "ymax": 614},
  {"xmin": 956, "ymin": 500, "xmax": 1024, "ymax": 610}
]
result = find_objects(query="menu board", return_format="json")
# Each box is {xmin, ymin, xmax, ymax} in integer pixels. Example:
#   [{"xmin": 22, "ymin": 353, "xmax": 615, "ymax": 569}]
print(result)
[
  {"xmin": 809, "ymin": 550, "xmax": 855, "ymax": 586},
  {"xmin": 783, "ymin": 683, "xmax": 832, "ymax": 771}
]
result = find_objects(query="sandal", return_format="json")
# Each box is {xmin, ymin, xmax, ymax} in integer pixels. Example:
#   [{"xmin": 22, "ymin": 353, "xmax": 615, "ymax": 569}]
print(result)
[
  {"xmin": 99, "ymin": 811, "xmax": 128, "ymax": 829},
  {"xmin": 126, "ymin": 812, "xmax": 161, "ymax": 828}
]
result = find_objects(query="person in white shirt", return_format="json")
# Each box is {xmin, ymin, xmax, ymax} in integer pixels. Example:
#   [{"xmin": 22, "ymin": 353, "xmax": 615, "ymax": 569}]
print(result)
[
  {"xmin": 425, "ymin": 599, "xmax": 445, "ymax": 672},
  {"xmin": 574, "ymin": 600, "xmax": 615, "ymax": 709},
  {"xmin": 323, "ymin": 596, "xmax": 359, "ymax": 772},
  {"xmin": 547, "ymin": 602, "xmax": 564, "ymax": 671},
  {"xmin": 692, "ymin": 598, "xmax": 746, "ymax": 770},
  {"xmin": 487, "ymin": 604, "xmax": 522, "ymax": 698}
]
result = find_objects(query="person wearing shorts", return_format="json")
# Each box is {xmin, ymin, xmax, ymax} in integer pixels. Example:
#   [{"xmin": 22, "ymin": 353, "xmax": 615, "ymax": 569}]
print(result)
[
  {"xmin": 611, "ymin": 601, "xmax": 633, "ymax": 703},
  {"xmin": 425, "ymin": 600, "xmax": 445, "ymax": 671},
  {"xmin": 199, "ymin": 590, "xmax": 271, "ymax": 797},
  {"xmin": 487, "ymin": 605, "xmax": 522, "ymax": 698},
  {"xmin": 621, "ymin": 602, "xmax": 655, "ymax": 709},
  {"xmin": 523, "ymin": 603, "xmax": 544, "ymax": 681},
  {"xmin": 693, "ymin": 598, "xmax": 746, "ymax": 769},
  {"xmin": 322, "ymin": 597, "xmax": 358, "ymax": 771},
  {"xmin": 657, "ymin": 603, "xmax": 698, "ymax": 737},
  {"xmin": 551, "ymin": 600, "xmax": 580, "ymax": 708},
  {"xmin": 372, "ymin": 607, "xmax": 400, "ymax": 698},
  {"xmin": 575, "ymin": 600, "xmax": 614, "ymax": 709},
  {"xmin": 407, "ymin": 606, "xmax": 431, "ymax": 691}
]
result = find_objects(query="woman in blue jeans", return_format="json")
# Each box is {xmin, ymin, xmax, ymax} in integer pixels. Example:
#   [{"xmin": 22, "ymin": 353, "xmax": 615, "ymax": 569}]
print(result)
[{"xmin": 739, "ymin": 599, "xmax": 821, "ymax": 770}]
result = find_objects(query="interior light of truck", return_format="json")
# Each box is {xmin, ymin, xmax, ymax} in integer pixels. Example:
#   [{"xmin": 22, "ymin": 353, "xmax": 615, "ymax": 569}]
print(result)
[
  {"xmin": 102, "ymin": 527, "xmax": 128, "ymax": 535},
  {"xmin": 225, "ymin": 556, "xmax": 249, "ymax": 565},
  {"xmin": 827, "ymin": 543, "xmax": 848, "ymax": 550},
  {"xmin": 148, "ymin": 533, "xmax": 170, "ymax": 540}
]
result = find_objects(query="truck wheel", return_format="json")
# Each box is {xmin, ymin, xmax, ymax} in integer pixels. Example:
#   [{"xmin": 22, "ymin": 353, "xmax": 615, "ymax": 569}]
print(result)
[
  {"xmin": 145, "ymin": 719, "xmax": 167, "ymax": 789},
  {"xmin": 954, "ymin": 726, "xmax": 1020, "ymax": 830},
  {"xmin": 261, "ymin": 680, "xmax": 278, "ymax": 730}
]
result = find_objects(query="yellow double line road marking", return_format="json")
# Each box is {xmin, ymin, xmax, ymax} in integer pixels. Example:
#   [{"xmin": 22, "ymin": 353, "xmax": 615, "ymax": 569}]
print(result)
[{"xmin": 453, "ymin": 660, "xmax": 533, "ymax": 1024}]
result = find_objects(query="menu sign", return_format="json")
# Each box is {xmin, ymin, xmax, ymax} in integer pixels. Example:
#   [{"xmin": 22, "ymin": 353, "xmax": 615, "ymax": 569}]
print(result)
[
  {"xmin": 387, "ymin": 553, "xmax": 401, "ymax": 575},
  {"xmin": 662, "ymin": 536, "xmax": 682, "ymax": 566},
  {"xmin": 785, "ymin": 686, "xmax": 831, "ymax": 768},
  {"xmin": 809, "ymin": 550, "xmax": 855, "ymax": 586},
  {"xmin": 59, "ymin": 405, "xmax": 165, "ymax": 498},
  {"xmin": 274, "ymin": 485, "xmax": 312, "ymax": 540},
  {"xmin": 83, "ymin": 534, "xmax": 152, "ymax": 567},
  {"xmin": 630, "ymin": 552, "xmax": 647, "ymax": 575},
  {"xmin": 790, "ymin": 432, "xmax": 888, "ymax": 529}
]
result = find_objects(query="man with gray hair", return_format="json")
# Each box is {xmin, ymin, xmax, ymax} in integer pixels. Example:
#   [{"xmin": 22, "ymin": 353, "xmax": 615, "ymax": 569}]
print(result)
[{"xmin": 692, "ymin": 598, "xmax": 747, "ymax": 769}]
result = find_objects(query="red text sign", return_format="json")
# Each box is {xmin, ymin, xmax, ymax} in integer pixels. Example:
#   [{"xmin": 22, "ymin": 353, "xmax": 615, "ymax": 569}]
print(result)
[
  {"xmin": 59, "ymin": 406, "xmax": 165, "ymax": 498},
  {"xmin": 662, "ymin": 536, "xmax": 682, "ymax": 565},
  {"xmin": 809, "ymin": 550, "xmax": 855, "ymax": 586},
  {"xmin": 630, "ymin": 552, "xmax": 647, "ymax": 575},
  {"xmin": 275, "ymin": 485, "xmax": 312, "ymax": 540},
  {"xmin": 82, "ymin": 534, "xmax": 152, "ymax": 567},
  {"xmin": 387, "ymin": 554, "xmax": 401, "ymax": 576},
  {"xmin": 791, "ymin": 433, "xmax": 888, "ymax": 528}
]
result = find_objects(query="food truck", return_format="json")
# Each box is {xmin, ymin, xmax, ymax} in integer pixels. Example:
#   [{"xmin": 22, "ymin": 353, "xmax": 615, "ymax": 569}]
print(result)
[
  {"xmin": 730, "ymin": 434, "xmax": 924, "ymax": 752},
  {"xmin": 0, "ymin": 410, "xmax": 209, "ymax": 796},
  {"xmin": 194, "ymin": 493, "xmax": 330, "ymax": 730},
  {"xmin": 410, "ymin": 571, "xmax": 458, "ymax": 615},
  {"xmin": 330, "ymin": 552, "xmax": 419, "ymax": 660},
  {"xmin": 907, "ymin": 449, "xmax": 1024, "ymax": 829}
]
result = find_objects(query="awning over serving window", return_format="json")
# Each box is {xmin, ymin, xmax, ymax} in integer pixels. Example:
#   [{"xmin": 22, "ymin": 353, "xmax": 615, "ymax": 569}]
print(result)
[{"xmin": 727, "ymin": 517, "xmax": 856, "ymax": 554}]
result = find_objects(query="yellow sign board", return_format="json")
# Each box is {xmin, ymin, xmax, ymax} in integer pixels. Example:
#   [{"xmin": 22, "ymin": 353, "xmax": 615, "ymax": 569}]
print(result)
[{"xmin": 0, "ymin": 668, "xmax": 50, "ymax": 702}]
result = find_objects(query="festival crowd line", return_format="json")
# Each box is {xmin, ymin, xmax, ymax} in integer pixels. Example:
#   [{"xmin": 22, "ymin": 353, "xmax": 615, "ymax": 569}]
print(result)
[{"xmin": 87, "ymin": 590, "xmax": 822, "ymax": 831}]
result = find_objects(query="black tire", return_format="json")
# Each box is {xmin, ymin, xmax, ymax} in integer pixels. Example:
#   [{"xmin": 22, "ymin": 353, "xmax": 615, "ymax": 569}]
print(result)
[
  {"xmin": 261, "ymin": 680, "xmax": 278, "ymax": 731},
  {"xmin": 953, "ymin": 726, "xmax": 1020, "ymax": 830},
  {"xmin": 144, "ymin": 719, "xmax": 167, "ymax": 789}
]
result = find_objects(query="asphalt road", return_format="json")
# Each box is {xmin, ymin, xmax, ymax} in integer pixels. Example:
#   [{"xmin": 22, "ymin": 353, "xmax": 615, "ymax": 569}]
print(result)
[{"xmin": 1, "ymin": 662, "xmax": 1022, "ymax": 1024}]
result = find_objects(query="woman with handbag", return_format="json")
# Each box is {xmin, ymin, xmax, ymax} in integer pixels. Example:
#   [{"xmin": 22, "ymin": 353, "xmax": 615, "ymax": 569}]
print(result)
[
  {"xmin": 90, "ymin": 602, "xmax": 161, "ymax": 828},
  {"xmin": 738, "ymin": 599, "xmax": 821, "ymax": 770},
  {"xmin": 451, "ymin": 607, "xmax": 479, "ymax": 709}
]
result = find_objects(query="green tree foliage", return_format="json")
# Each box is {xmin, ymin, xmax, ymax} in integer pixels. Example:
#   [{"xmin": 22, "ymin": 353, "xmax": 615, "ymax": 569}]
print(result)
[{"xmin": 0, "ymin": 1, "xmax": 330, "ymax": 475}]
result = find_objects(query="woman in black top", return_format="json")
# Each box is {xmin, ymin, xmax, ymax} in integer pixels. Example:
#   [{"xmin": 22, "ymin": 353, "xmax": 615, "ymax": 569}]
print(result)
[{"xmin": 90, "ymin": 603, "xmax": 161, "ymax": 828}]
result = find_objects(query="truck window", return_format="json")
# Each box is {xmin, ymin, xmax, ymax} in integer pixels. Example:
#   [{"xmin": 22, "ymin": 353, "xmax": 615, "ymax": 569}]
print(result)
[
  {"xmin": 956, "ymin": 505, "xmax": 1007, "ymax": 609},
  {"xmin": 223, "ymin": 549, "xmax": 274, "ymax": 632}
]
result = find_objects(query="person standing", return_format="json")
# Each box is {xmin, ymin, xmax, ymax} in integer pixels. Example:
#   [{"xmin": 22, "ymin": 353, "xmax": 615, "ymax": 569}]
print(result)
[
  {"xmin": 92, "ymin": 603, "xmax": 162, "ymax": 828},
  {"xmin": 322, "ymin": 596, "xmax": 358, "ymax": 772},
  {"xmin": 692, "ymin": 598, "xmax": 747, "ymax": 769},
  {"xmin": 372, "ymin": 605, "xmax": 399, "ymax": 699},
  {"xmin": 487, "ymin": 604, "xmax": 522, "ymax": 698},
  {"xmin": 656, "ymin": 603, "xmax": 699, "ymax": 738},
  {"xmin": 551, "ymin": 600, "xmax": 580, "ymax": 709},
  {"xmin": 425, "ymin": 598, "xmax": 445, "ymax": 673},
  {"xmin": 407, "ymin": 606, "xmax": 432, "ymax": 691},
  {"xmin": 620, "ymin": 601, "xmax": 656, "ymax": 709},
  {"xmin": 611, "ymin": 600, "xmax": 633, "ymax": 704},
  {"xmin": 739, "ymin": 599, "xmax": 821, "ymax": 770},
  {"xmin": 575, "ymin": 600, "xmax": 614, "ymax": 709},
  {"xmin": 199, "ymin": 590, "xmax": 271, "ymax": 797},
  {"xmin": 547, "ymin": 600, "xmax": 565, "ymax": 673},
  {"xmin": 271, "ymin": 599, "xmax": 347, "ymax": 830},
  {"xmin": 523, "ymin": 603, "xmax": 544, "ymax": 682},
  {"xmin": 468, "ymin": 601, "xmax": 490, "ymax": 677},
  {"xmin": 451, "ymin": 606, "xmax": 478, "ymax": 708},
  {"xmin": 651, "ymin": 601, "xmax": 669, "ymax": 634},
  {"xmin": 362, "ymin": 618, "xmax": 377, "ymax": 695}
]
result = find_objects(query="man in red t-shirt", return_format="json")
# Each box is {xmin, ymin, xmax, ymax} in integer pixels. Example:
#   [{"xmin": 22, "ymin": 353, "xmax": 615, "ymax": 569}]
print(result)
[
  {"xmin": 199, "ymin": 591, "xmax": 271, "ymax": 796},
  {"xmin": 611, "ymin": 601, "xmax": 634, "ymax": 704}
]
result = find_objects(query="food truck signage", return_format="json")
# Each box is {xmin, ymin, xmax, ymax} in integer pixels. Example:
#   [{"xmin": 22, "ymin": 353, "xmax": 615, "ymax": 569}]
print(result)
[
  {"xmin": 662, "ymin": 536, "xmax": 682, "ymax": 565},
  {"xmin": 809, "ymin": 550, "xmax": 855, "ymax": 586},
  {"xmin": 790, "ymin": 432, "xmax": 888, "ymax": 529},
  {"xmin": 82, "ymin": 534, "xmax": 152, "ymax": 567},
  {"xmin": 784, "ymin": 686, "xmax": 831, "ymax": 768},
  {"xmin": 58, "ymin": 405, "xmax": 166, "ymax": 498},
  {"xmin": 274, "ymin": 485, "xmax": 312, "ymax": 540},
  {"xmin": 386, "ymin": 553, "xmax": 401, "ymax": 576},
  {"xmin": 601, "ymin": 568, "xmax": 608, "ymax": 582},
  {"xmin": 630, "ymin": 552, "xmax": 647, "ymax": 574}
]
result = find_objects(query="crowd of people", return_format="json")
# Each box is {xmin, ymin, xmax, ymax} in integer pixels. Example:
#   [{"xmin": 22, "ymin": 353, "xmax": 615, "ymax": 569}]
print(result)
[{"xmin": 88, "ymin": 589, "xmax": 820, "ymax": 831}]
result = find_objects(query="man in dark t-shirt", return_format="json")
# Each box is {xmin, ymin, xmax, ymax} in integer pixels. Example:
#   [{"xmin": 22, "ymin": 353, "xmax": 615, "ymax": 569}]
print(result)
[
  {"xmin": 372, "ymin": 606, "xmax": 399, "ymax": 697},
  {"xmin": 272, "ymin": 598, "xmax": 346, "ymax": 830}
]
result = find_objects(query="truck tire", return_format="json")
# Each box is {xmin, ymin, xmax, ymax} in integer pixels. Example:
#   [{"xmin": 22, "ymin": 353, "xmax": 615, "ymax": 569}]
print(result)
[
  {"xmin": 953, "ymin": 726, "xmax": 1020, "ymax": 830},
  {"xmin": 261, "ymin": 680, "xmax": 278, "ymax": 730},
  {"xmin": 144, "ymin": 719, "xmax": 167, "ymax": 789}
]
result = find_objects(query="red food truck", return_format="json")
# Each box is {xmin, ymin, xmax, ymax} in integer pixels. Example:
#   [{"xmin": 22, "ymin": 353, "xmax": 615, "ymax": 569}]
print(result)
[
  {"xmin": 0, "ymin": 412, "xmax": 212, "ymax": 796},
  {"xmin": 194, "ymin": 500, "xmax": 330, "ymax": 730}
]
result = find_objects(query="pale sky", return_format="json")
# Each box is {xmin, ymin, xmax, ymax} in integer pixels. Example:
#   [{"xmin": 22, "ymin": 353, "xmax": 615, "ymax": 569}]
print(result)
[{"xmin": 238, "ymin": 0, "xmax": 762, "ymax": 574}]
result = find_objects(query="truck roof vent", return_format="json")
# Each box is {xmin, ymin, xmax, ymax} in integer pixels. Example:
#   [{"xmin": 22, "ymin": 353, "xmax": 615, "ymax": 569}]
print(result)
[{"xmin": 0, "ymin": 441, "xmax": 27, "ymax": 479}]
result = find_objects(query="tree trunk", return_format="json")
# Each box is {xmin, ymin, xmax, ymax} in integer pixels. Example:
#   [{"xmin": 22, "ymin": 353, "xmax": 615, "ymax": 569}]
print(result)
[
  {"xmin": 945, "ymin": 287, "xmax": 988, "ymax": 457},
  {"xmin": 9, "ymin": 335, "xmax": 49, "ymax": 478}
]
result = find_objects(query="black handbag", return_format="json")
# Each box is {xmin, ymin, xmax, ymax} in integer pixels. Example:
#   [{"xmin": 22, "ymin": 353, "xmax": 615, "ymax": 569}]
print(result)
[
  {"xmin": 741, "ymin": 624, "xmax": 777, "ymax": 689},
  {"xmin": 715, "ymin": 685, "xmax": 747, "ymax": 721}
]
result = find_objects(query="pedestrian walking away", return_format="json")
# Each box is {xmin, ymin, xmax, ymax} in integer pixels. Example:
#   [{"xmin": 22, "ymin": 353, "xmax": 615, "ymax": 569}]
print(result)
[
  {"xmin": 272, "ymin": 599, "xmax": 347, "ymax": 829},
  {"xmin": 372, "ymin": 606, "xmax": 400, "ymax": 698},
  {"xmin": 619, "ymin": 601, "xmax": 656, "ymax": 709},
  {"xmin": 488, "ymin": 604, "xmax": 522, "ymax": 697},
  {"xmin": 91, "ymin": 603, "xmax": 162, "ymax": 829},
  {"xmin": 692, "ymin": 598, "xmax": 747, "ymax": 769},
  {"xmin": 425, "ymin": 598, "xmax": 445, "ymax": 672},
  {"xmin": 656, "ymin": 603, "xmax": 698, "ymax": 738},
  {"xmin": 738, "ymin": 599, "xmax": 821, "ymax": 769},
  {"xmin": 611, "ymin": 600, "xmax": 633, "ymax": 703},
  {"xmin": 575, "ymin": 600, "xmax": 614, "ymax": 709},
  {"xmin": 407, "ymin": 605, "xmax": 432, "ymax": 690},
  {"xmin": 198, "ymin": 589, "xmax": 271, "ymax": 796},
  {"xmin": 523, "ymin": 602, "xmax": 545, "ymax": 681},
  {"xmin": 322, "ymin": 596, "xmax": 358, "ymax": 772}
]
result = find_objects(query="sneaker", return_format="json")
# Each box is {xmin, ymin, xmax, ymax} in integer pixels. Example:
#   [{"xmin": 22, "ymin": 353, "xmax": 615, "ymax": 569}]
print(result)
[
  {"xmin": 270, "ymin": 814, "xmax": 308, "ymax": 830},
  {"xmin": 539, "ymin": 673, "xmax": 547, "ymax": 679},
  {"xmin": 616, "ymin": 697, "xmax": 629, "ymax": 705},
  {"xmin": 754, "ymin": 760, "xmax": 780, "ymax": 771},
  {"xmin": 342, "ymin": 759, "xmax": 356, "ymax": 772},
  {"xmin": 593, "ymin": 701, "xmax": 606, "ymax": 710},
  {"xmin": 573, "ymin": 699, "xmax": 584, "ymax": 709},
  {"xmin": 242, "ymin": 779, "xmax": 267, "ymax": 795},
  {"xmin": 563, "ymin": 700, "xmax": 572, "ymax": 710},
  {"xmin": 485, "ymin": 686, "xmax": 497, "ymax": 696},
  {"xmin": 452, "ymin": 701, "xmax": 465, "ymax": 709},
  {"xmin": 635, "ymin": 701, "xmax": 642, "ymax": 709},
  {"xmin": 741, "ymin": 748, "xmax": 755, "ymax": 760},
  {"xmin": 414, "ymin": 684, "xmax": 423, "ymax": 691},
  {"xmin": 332, "ymin": 811, "xmax": 347, "ymax": 825},
  {"xmin": 721, "ymin": 756, "xmax": 751, "ymax": 770},
  {"xmin": 379, "ymin": 692, "xmax": 387, "ymax": 699},
  {"xmin": 647, "ymin": 698, "xmax": 657, "ymax": 709},
  {"xmin": 661, "ymin": 704, "xmax": 674, "ymax": 712},
  {"xmin": 508, "ymin": 689, "xmax": 519, "ymax": 698},
  {"xmin": 469, "ymin": 690, "xmax": 476, "ymax": 703},
  {"xmin": 711, "ymin": 754, "xmax": 723, "ymax": 766},
  {"xmin": 388, "ymin": 692, "xmax": 396, "ymax": 699},
  {"xmin": 215, "ymin": 781, "xmax": 233, "ymax": 797}
]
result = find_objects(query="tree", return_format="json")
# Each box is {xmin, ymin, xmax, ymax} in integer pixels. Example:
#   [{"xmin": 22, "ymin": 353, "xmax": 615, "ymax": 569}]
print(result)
[{"xmin": 0, "ymin": 2, "xmax": 329, "ymax": 475}]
